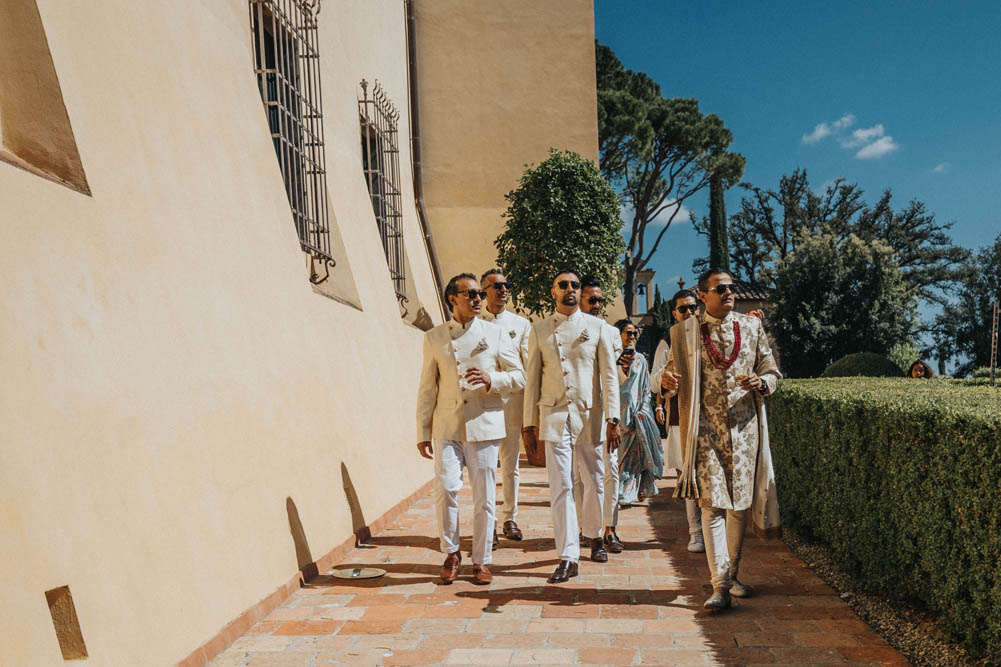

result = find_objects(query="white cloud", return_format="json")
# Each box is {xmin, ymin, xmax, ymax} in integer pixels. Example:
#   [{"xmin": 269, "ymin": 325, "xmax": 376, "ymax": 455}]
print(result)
[
  {"xmin": 840, "ymin": 124, "xmax": 885, "ymax": 148},
  {"xmin": 620, "ymin": 201, "xmax": 693, "ymax": 228},
  {"xmin": 801, "ymin": 114, "xmax": 855, "ymax": 144},
  {"xmin": 855, "ymin": 135, "xmax": 899, "ymax": 159},
  {"xmin": 931, "ymin": 162, "xmax": 951, "ymax": 174}
]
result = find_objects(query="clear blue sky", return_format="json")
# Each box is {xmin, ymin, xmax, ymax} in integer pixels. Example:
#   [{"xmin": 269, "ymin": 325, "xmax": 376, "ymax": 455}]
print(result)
[{"xmin": 595, "ymin": 0, "xmax": 1001, "ymax": 300}]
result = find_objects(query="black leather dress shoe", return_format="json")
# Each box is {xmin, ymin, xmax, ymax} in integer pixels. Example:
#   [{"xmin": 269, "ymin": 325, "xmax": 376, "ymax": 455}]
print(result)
[
  {"xmin": 603, "ymin": 530, "xmax": 624, "ymax": 554},
  {"xmin": 590, "ymin": 537, "xmax": 608, "ymax": 563},
  {"xmin": 548, "ymin": 559, "xmax": 579, "ymax": 583}
]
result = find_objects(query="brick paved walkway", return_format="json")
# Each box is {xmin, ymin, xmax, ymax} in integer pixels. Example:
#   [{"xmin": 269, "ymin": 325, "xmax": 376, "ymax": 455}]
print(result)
[{"xmin": 209, "ymin": 463, "xmax": 907, "ymax": 666}]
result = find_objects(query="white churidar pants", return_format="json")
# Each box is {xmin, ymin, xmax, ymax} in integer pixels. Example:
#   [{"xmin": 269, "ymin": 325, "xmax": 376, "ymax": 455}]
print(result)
[
  {"xmin": 701, "ymin": 507, "xmax": 748, "ymax": 592},
  {"xmin": 498, "ymin": 393, "xmax": 523, "ymax": 523},
  {"xmin": 549, "ymin": 419, "xmax": 604, "ymax": 561},
  {"xmin": 686, "ymin": 500, "xmax": 703, "ymax": 539},
  {"xmin": 433, "ymin": 439, "xmax": 499, "ymax": 565},
  {"xmin": 573, "ymin": 442, "xmax": 619, "ymax": 528}
]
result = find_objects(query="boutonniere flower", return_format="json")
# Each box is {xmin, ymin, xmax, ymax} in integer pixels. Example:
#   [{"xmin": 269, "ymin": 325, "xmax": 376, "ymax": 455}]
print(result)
[
  {"xmin": 508, "ymin": 330, "xmax": 517, "ymax": 338},
  {"xmin": 472, "ymin": 338, "xmax": 489, "ymax": 354},
  {"xmin": 578, "ymin": 329, "xmax": 591, "ymax": 342}
]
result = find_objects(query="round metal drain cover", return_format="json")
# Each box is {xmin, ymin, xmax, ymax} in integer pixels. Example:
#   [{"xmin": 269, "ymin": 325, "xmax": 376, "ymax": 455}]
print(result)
[{"xmin": 331, "ymin": 567, "xmax": 386, "ymax": 580}]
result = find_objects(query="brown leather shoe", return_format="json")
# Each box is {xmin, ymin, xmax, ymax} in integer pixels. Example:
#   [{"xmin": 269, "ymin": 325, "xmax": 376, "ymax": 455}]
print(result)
[
  {"xmin": 503, "ymin": 520, "xmax": 523, "ymax": 541},
  {"xmin": 440, "ymin": 551, "xmax": 461, "ymax": 584},
  {"xmin": 472, "ymin": 564, "xmax": 493, "ymax": 585}
]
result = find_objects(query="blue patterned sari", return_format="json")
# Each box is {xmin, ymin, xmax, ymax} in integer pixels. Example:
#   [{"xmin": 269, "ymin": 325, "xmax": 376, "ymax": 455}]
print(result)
[{"xmin": 618, "ymin": 353, "xmax": 664, "ymax": 504}]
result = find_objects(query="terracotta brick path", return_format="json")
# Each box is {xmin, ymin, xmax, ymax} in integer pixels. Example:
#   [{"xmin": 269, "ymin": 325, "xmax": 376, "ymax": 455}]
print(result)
[{"xmin": 208, "ymin": 463, "xmax": 906, "ymax": 665}]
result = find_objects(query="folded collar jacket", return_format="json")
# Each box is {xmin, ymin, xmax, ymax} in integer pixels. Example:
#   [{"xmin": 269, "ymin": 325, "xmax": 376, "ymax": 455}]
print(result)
[
  {"xmin": 523, "ymin": 309, "xmax": 620, "ymax": 444},
  {"xmin": 416, "ymin": 317, "xmax": 526, "ymax": 443}
]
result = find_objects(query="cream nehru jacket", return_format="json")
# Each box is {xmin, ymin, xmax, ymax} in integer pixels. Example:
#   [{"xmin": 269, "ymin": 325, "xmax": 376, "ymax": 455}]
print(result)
[
  {"xmin": 416, "ymin": 317, "xmax": 526, "ymax": 443},
  {"xmin": 577, "ymin": 317, "xmax": 624, "ymax": 447},
  {"xmin": 480, "ymin": 308, "xmax": 531, "ymax": 404},
  {"xmin": 523, "ymin": 309, "xmax": 620, "ymax": 443}
]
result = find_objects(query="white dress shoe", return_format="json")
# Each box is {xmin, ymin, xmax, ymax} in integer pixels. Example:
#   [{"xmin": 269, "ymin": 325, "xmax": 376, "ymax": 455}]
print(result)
[
  {"xmin": 686, "ymin": 535, "xmax": 705, "ymax": 553},
  {"xmin": 730, "ymin": 579, "xmax": 752, "ymax": 598}
]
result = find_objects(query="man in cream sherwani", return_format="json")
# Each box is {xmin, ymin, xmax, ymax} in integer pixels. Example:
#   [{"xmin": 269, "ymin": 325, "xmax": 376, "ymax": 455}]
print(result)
[
  {"xmin": 480, "ymin": 269, "xmax": 531, "ymax": 543},
  {"xmin": 663, "ymin": 268, "xmax": 781, "ymax": 610},
  {"xmin": 417, "ymin": 273, "xmax": 526, "ymax": 585},
  {"xmin": 523, "ymin": 270, "xmax": 620, "ymax": 583}
]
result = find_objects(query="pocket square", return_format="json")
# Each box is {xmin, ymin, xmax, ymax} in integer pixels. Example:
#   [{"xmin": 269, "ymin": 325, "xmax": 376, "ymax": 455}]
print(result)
[
  {"xmin": 508, "ymin": 330, "xmax": 517, "ymax": 338},
  {"xmin": 472, "ymin": 338, "xmax": 489, "ymax": 354},
  {"xmin": 578, "ymin": 329, "xmax": 591, "ymax": 342}
]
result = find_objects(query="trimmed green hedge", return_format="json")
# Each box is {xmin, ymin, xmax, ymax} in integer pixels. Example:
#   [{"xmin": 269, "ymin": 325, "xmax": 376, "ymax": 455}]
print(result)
[
  {"xmin": 768, "ymin": 378, "xmax": 1001, "ymax": 659},
  {"xmin": 821, "ymin": 352, "xmax": 903, "ymax": 378}
]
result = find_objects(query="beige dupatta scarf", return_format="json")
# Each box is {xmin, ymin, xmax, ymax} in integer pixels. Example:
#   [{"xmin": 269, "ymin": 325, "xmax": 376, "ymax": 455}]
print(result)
[{"xmin": 671, "ymin": 317, "xmax": 781, "ymax": 537}]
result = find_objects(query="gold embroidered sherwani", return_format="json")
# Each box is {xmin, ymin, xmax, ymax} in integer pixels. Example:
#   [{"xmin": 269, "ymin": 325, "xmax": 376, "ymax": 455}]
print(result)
[{"xmin": 666, "ymin": 310, "xmax": 781, "ymax": 512}]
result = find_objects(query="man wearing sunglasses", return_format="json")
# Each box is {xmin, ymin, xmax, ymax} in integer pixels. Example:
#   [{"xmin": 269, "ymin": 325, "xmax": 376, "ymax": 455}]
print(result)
[
  {"xmin": 523, "ymin": 270, "xmax": 621, "ymax": 583},
  {"xmin": 651, "ymin": 289, "xmax": 705, "ymax": 553},
  {"xmin": 417, "ymin": 273, "xmax": 526, "ymax": 585},
  {"xmin": 480, "ymin": 269, "xmax": 531, "ymax": 543},
  {"xmin": 662, "ymin": 268, "xmax": 781, "ymax": 610},
  {"xmin": 574, "ymin": 276, "xmax": 625, "ymax": 557}
]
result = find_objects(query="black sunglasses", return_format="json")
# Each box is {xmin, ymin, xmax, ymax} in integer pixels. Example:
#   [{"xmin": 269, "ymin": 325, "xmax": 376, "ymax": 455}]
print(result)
[
  {"xmin": 587, "ymin": 296, "xmax": 605, "ymax": 305},
  {"xmin": 489, "ymin": 282, "xmax": 513, "ymax": 290},
  {"xmin": 711, "ymin": 284, "xmax": 735, "ymax": 295},
  {"xmin": 676, "ymin": 304, "xmax": 699, "ymax": 314},
  {"xmin": 458, "ymin": 289, "xmax": 487, "ymax": 300},
  {"xmin": 624, "ymin": 330, "xmax": 638, "ymax": 338},
  {"xmin": 557, "ymin": 280, "xmax": 581, "ymax": 290}
]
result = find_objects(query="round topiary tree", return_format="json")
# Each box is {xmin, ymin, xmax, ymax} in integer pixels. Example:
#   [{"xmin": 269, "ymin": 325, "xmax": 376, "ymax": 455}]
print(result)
[
  {"xmin": 821, "ymin": 352, "xmax": 904, "ymax": 378},
  {"xmin": 494, "ymin": 149, "xmax": 625, "ymax": 317}
]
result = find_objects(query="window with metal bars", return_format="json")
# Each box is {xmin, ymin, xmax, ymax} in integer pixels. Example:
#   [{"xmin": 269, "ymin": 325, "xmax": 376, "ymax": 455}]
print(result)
[
  {"xmin": 250, "ymin": 0, "xmax": 335, "ymax": 284},
  {"xmin": 359, "ymin": 80, "xmax": 408, "ymax": 306}
]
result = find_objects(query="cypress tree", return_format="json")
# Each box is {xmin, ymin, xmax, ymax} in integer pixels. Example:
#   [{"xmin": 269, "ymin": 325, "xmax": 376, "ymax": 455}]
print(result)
[{"xmin": 708, "ymin": 173, "xmax": 730, "ymax": 270}]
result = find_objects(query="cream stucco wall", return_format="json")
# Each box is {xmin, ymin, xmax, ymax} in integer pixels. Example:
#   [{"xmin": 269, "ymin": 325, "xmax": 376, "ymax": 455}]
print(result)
[
  {"xmin": 0, "ymin": 1, "xmax": 444, "ymax": 664},
  {"xmin": 413, "ymin": 0, "xmax": 620, "ymax": 316}
]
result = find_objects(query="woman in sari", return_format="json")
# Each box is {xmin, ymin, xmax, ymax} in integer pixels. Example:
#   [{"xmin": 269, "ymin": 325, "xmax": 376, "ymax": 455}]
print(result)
[{"xmin": 614, "ymin": 320, "xmax": 664, "ymax": 505}]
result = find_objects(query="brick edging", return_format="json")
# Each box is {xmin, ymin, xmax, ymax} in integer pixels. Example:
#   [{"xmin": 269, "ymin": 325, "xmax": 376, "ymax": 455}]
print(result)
[{"xmin": 177, "ymin": 477, "xmax": 435, "ymax": 667}]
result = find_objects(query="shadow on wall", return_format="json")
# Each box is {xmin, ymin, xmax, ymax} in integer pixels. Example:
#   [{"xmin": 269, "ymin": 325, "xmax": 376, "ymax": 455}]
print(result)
[
  {"xmin": 341, "ymin": 462, "xmax": 371, "ymax": 546},
  {"xmin": 285, "ymin": 497, "xmax": 318, "ymax": 581}
]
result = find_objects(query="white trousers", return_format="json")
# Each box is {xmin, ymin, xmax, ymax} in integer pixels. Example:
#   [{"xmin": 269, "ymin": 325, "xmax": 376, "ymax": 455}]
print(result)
[
  {"xmin": 701, "ymin": 507, "xmax": 748, "ymax": 592},
  {"xmin": 498, "ymin": 395, "xmax": 523, "ymax": 523},
  {"xmin": 433, "ymin": 439, "xmax": 499, "ymax": 565},
  {"xmin": 686, "ymin": 500, "xmax": 703, "ymax": 538},
  {"xmin": 573, "ymin": 442, "xmax": 619, "ymax": 528},
  {"xmin": 548, "ymin": 420, "xmax": 604, "ymax": 561}
]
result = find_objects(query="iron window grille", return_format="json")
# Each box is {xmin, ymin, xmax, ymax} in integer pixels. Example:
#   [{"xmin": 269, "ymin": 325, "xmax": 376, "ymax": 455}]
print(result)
[
  {"xmin": 250, "ymin": 0, "xmax": 335, "ymax": 284},
  {"xmin": 359, "ymin": 80, "xmax": 408, "ymax": 306}
]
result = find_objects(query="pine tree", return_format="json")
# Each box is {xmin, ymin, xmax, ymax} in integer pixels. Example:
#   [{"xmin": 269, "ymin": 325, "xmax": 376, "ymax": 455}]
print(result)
[{"xmin": 708, "ymin": 173, "xmax": 729, "ymax": 270}]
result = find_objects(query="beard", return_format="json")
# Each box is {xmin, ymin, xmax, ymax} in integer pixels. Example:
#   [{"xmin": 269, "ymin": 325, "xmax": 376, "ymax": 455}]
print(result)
[{"xmin": 561, "ymin": 293, "xmax": 578, "ymax": 306}]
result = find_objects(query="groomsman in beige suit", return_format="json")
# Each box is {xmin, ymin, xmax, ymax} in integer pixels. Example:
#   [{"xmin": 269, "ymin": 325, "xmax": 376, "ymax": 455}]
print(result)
[
  {"xmin": 417, "ymin": 273, "xmax": 526, "ymax": 585},
  {"xmin": 523, "ymin": 270, "xmax": 620, "ymax": 583},
  {"xmin": 480, "ymin": 269, "xmax": 531, "ymax": 543},
  {"xmin": 574, "ymin": 276, "xmax": 626, "ymax": 559}
]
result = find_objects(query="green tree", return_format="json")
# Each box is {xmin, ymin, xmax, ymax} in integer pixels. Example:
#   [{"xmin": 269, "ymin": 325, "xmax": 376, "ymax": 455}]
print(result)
[
  {"xmin": 936, "ymin": 233, "xmax": 1001, "ymax": 376},
  {"xmin": 596, "ymin": 43, "xmax": 744, "ymax": 316},
  {"xmin": 727, "ymin": 169, "xmax": 968, "ymax": 305},
  {"xmin": 707, "ymin": 173, "xmax": 729, "ymax": 270},
  {"xmin": 494, "ymin": 149, "xmax": 625, "ymax": 318},
  {"xmin": 771, "ymin": 232, "xmax": 916, "ymax": 377}
]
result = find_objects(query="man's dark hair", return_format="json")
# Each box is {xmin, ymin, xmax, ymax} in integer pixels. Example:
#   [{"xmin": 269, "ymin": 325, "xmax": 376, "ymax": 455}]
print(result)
[
  {"xmin": 480, "ymin": 268, "xmax": 503, "ymax": 283},
  {"xmin": 552, "ymin": 268, "xmax": 580, "ymax": 284},
  {"xmin": 613, "ymin": 318, "xmax": 634, "ymax": 333},
  {"xmin": 444, "ymin": 272, "xmax": 477, "ymax": 303},
  {"xmin": 697, "ymin": 267, "xmax": 732, "ymax": 292},
  {"xmin": 668, "ymin": 288, "xmax": 698, "ymax": 313},
  {"xmin": 580, "ymin": 275, "xmax": 601, "ymax": 289}
]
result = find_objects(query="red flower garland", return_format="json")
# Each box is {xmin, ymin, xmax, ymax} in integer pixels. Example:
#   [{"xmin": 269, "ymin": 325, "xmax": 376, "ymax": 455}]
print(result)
[{"xmin": 701, "ymin": 321, "xmax": 741, "ymax": 370}]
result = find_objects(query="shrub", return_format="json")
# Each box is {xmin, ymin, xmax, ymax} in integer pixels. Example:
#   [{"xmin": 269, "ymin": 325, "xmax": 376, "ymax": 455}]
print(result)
[
  {"xmin": 768, "ymin": 378, "xmax": 1001, "ymax": 660},
  {"xmin": 972, "ymin": 366, "xmax": 994, "ymax": 379},
  {"xmin": 821, "ymin": 352, "xmax": 903, "ymax": 378},
  {"xmin": 888, "ymin": 341, "xmax": 922, "ymax": 374}
]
